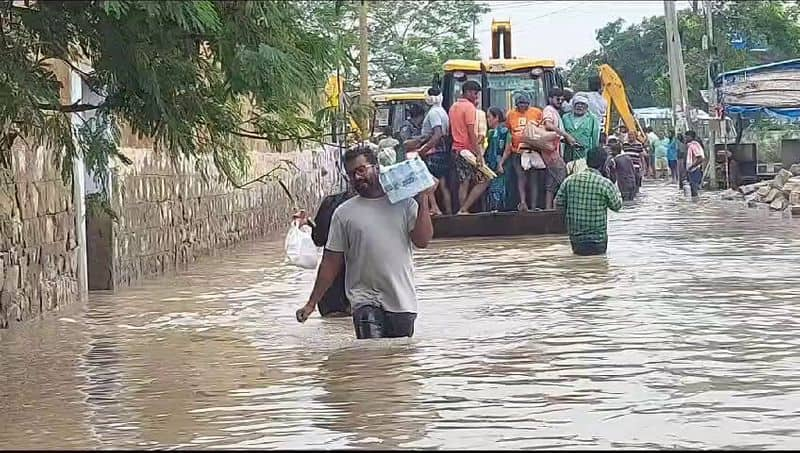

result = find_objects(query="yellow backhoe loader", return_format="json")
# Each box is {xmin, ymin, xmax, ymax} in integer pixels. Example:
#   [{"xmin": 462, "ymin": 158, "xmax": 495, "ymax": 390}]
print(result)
[{"xmin": 439, "ymin": 20, "xmax": 565, "ymax": 113}]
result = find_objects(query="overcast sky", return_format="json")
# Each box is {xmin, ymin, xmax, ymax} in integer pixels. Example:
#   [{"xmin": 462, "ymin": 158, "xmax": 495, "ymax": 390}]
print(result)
[{"xmin": 476, "ymin": 1, "xmax": 693, "ymax": 66}]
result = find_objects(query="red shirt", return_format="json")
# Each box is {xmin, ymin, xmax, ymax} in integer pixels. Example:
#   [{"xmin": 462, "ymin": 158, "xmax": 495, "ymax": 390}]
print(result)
[{"xmin": 449, "ymin": 98, "xmax": 477, "ymax": 152}]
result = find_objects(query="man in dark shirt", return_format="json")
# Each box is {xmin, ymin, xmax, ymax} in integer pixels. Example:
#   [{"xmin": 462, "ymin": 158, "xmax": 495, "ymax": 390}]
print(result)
[
  {"xmin": 609, "ymin": 140, "xmax": 637, "ymax": 201},
  {"xmin": 676, "ymin": 133, "xmax": 688, "ymax": 190},
  {"xmin": 296, "ymin": 188, "xmax": 354, "ymax": 317}
]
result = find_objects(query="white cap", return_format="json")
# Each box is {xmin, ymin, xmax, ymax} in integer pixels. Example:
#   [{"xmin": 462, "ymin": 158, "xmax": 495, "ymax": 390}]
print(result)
[{"xmin": 573, "ymin": 94, "xmax": 590, "ymax": 106}]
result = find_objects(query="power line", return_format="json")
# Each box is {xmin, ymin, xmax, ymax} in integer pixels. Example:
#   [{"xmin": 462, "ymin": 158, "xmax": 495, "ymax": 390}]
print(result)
[
  {"xmin": 488, "ymin": 1, "xmax": 559, "ymax": 11},
  {"xmin": 475, "ymin": 2, "xmax": 589, "ymax": 34}
]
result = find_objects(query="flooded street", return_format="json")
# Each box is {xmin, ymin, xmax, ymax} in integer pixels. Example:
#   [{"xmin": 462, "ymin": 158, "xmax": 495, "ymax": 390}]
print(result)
[{"xmin": 2, "ymin": 183, "xmax": 800, "ymax": 450}]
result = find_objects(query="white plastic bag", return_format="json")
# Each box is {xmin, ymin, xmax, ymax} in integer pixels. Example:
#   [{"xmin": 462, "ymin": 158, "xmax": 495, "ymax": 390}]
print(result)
[
  {"xmin": 566, "ymin": 157, "xmax": 588, "ymax": 175},
  {"xmin": 285, "ymin": 220, "xmax": 320, "ymax": 269},
  {"xmin": 520, "ymin": 150, "xmax": 546, "ymax": 170}
]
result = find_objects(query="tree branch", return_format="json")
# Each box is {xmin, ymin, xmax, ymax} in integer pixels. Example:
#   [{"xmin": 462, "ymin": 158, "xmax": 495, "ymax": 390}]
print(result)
[
  {"xmin": 36, "ymin": 101, "xmax": 104, "ymax": 113},
  {"xmin": 231, "ymin": 128, "xmax": 333, "ymax": 143}
]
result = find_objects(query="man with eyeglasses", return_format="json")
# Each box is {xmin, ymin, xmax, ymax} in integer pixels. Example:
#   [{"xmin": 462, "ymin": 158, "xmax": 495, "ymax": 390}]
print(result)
[
  {"xmin": 541, "ymin": 87, "xmax": 578, "ymax": 210},
  {"xmin": 296, "ymin": 143, "xmax": 435, "ymax": 339}
]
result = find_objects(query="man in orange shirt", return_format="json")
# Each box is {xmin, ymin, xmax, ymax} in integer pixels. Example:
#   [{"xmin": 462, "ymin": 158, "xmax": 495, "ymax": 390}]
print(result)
[
  {"xmin": 449, "ymin": 80, "xmax": 489, "ymax": 214},
  {"xmin": 506, "ymin": 94, "xmax": 544, "ymax": 210}
]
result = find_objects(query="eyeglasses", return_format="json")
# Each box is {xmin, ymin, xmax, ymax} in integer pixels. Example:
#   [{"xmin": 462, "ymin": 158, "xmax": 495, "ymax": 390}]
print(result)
[{"xmin": 345, "ymin": 163, "xmax": 375, "ymax": 179}]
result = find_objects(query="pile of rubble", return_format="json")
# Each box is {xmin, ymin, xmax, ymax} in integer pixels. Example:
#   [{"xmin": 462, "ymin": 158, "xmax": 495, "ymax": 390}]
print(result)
[{"xmin": 721, "ymin": 164, "xmax": 800, "ymax": 212}]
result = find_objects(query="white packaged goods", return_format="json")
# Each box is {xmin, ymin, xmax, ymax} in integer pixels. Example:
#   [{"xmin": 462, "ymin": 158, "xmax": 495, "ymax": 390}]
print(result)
[{"xmin": 379, "ymin": 156, "xmax": 436, "ymax": 204}]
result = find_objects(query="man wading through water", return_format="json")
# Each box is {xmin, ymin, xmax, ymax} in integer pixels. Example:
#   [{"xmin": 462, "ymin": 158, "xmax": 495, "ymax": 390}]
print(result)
[
  {"xmin": 296, "ymin": 144, "xmax": 434, "ymax": 339},
  {"xmin": 556, "ymin": 147, "xmax": 623, "ymax": 256},
  {"xmin": 293, "ymin": 184, "xmax": 355, "ymax": 317},
  {"xmin": 684, "ymin": 130, "xmax": 706, "ymax": 198}
]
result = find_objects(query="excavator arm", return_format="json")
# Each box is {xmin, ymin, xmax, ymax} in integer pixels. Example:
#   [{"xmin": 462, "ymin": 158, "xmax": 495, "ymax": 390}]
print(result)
[
  {"xmin": 491, "ymin": 20, "xmax": 512, "ymax": 59},
  {"xmin": 599, "ymin": 64, "xmax": 643, "ymax": 138}
]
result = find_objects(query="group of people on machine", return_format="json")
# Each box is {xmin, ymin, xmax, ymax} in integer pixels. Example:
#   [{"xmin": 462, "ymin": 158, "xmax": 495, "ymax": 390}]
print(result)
[
  {"xmin": 384, "ymin": 76, "xmax": 615, "ymax": 215},
  {"xmin": 384, "ymin": 74, "xmax": 707, "ymax": 214}
]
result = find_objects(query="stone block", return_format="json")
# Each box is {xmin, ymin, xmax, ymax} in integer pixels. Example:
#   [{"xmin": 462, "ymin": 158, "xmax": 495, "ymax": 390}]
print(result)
[
  {"xmin": 53, "ymin": 211, "xmax": 71, "ymax": 242},
  {"xmin": 21, "ymin": 218, "xmax": 41, "ymax": 248},
  {"xmin": 15, "ymin": 183, "xmax": 34, "ymax": 220},
  {"xmin": 59, "ymin": 186, "xmax": 71, "ymax": 212},
  {"xmin": 739, "ymin": 184, "xmax": 758, "ymax": 195},
  {"xmin": 782, "ymin": 181, "xmax": 800, "ymax": 197},
  {"xmin": 3, "ymin": 264, "xmax": 19, "ymax": 295},
  {"xmin": 770, "ymin": 197, "xmax": 788, "ymax": 211},
  {"xmin": 45, "ymin": 181, "xmax": 60, "ymax": 215},
  {"xmin": 43, "ymin": 215, "xmax": 56, "ymax": 244},
  {"xmin": 67, "ymin": 228, "xmax": 77, "ymax": 251},
  {"xmin": 0, "ymin": 188, "xmax": 17, "ymax": 218},
  {"xmin": 763, "ymin": 187, "xmax": 780, "ymax": 202},
  {"xmin": 790, "ymin": 191, "xmax": 800, "ymax": 206},
  {"xmin": 771, "ymin": 169, "xmax": 794, "ymax": 190},
  {"xmin": 790, "ymin": 163, "xmax": 800, "ymax": 176}
]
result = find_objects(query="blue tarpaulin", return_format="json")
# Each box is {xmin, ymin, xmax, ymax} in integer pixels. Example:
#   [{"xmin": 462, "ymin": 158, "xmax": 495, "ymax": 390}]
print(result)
[{"xmin": 724, "ymin": 106, "xmax": 800, "ymax": 119}]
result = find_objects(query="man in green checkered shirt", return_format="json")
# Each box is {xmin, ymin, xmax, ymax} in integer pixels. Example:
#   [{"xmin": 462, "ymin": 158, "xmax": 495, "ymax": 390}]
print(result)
[{"xmin": 555, "ymin": 146, "xmax": 623, "ymax": 256}]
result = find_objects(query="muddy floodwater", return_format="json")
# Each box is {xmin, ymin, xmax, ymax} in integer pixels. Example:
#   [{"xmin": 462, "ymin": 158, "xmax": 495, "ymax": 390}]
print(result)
[{"xmin": 2, "ymin": 183, "xmax": 800, "ymax": 449}]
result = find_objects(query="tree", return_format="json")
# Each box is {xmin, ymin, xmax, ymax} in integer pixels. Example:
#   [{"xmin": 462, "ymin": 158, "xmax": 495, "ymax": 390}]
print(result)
[
  {"xmin": 368, "ymin": 0, "xmax": 488, "ymax": 88},
  {"xmin": 305, "ymin": 0, "xmax": 488, "ymax": 89},
  {"xmin": 565, "ymin": 1, "xmax": 800, "ymax": 109},
  {"xmin": 1, "ymin": 0, "xmax": 340, "ymax": 193}
]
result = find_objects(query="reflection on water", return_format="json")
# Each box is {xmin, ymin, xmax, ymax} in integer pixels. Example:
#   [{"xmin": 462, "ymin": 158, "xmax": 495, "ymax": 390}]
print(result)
[{"xmin": 2, "ymin": 183, "xmax": 800, "ymax": 449}]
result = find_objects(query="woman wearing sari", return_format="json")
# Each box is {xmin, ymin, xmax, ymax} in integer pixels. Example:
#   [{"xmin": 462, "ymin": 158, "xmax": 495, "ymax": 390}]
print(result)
[{"xmin": 485, "ymin": 107, "xmax": 513, "ymax": 211}]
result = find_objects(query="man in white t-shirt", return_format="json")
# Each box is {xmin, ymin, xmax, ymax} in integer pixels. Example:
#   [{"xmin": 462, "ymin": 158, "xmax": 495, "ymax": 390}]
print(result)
[
  {"xmin": 417, "ymin": 87, "xmax": 451, "ymax": 215},
  {"xmin": 645, "ymin": 127, "xmax": 660, "ymax": 178},
  {"xmin": 296, "ymin": 144, "xmax": 435, "ymax": 339},
  {"xmin": 684, "ymin": 130, "xmax": 705, "ymax": 198}
]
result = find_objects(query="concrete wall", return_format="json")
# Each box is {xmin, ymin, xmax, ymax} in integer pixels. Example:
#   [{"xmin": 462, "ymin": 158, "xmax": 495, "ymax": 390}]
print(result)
[
  {"xmin": 104, "ymin": 139, "xmax": 342, "ymax": 289},
  {"xmin": 0, "ymin": 143, "xmax": 79, "ymax": 328}
]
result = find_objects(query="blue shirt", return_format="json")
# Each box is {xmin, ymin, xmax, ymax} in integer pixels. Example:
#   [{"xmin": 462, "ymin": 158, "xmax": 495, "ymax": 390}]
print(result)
[{"xmin": 666, "ymin": 139, "xmax": 678, "ymax": 161}]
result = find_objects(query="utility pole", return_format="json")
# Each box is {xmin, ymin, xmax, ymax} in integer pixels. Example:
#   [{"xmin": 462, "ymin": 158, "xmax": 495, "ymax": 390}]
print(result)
[
  {"xmin": 358, "ymin": 0, "xmax": 370, "ymax": 140},
  {"xmin": 472, "ymin": 14, "xmax": 476, "ymax": 42},
  {"xmin": 703, "ymin": 0, "xmax": 719, "ymax": 189},
  {"xmin": 663, "ymin": 0, "xmax": 691, "ymax": 134}
]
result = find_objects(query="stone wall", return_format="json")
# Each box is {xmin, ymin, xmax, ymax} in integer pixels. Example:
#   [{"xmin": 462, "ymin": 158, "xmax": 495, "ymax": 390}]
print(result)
[
  {"xmin": 0, "ymin": 143, "xmax": 79, "ymax": 328},
  {"xmin": 105, "ymin": 141, "xmax": 342, "ymax": 289}
]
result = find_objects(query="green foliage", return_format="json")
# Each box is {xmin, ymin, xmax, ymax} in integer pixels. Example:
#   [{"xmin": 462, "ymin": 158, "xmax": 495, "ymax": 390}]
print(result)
[
  {"xmin": 1, "ymin": 0, "xmax": 339, "ymax": 189},
  {"xmin": 306, "ymin": 0, "xmax": 488, "ymax": 89},
  {"xmin": 368, "ymin": 0, "xmax": 488, "ymax": 88},
  {"xmin": 565, "ymin": 1, "xmax": 800, "ymax": 109}
]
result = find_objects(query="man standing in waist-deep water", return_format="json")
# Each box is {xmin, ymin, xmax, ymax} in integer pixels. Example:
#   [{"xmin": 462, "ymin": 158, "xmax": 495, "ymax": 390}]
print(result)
[
  {"xmin": 293, "ymin": 186, "xmax": 355, "ymax": 317},
  {"xmin": 296, "ymin": 143, "xmax": 434, "ymax": 339},
  {"xmin": 556, "ymin": 146, "xmax": 623, "ymax": 256}
]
